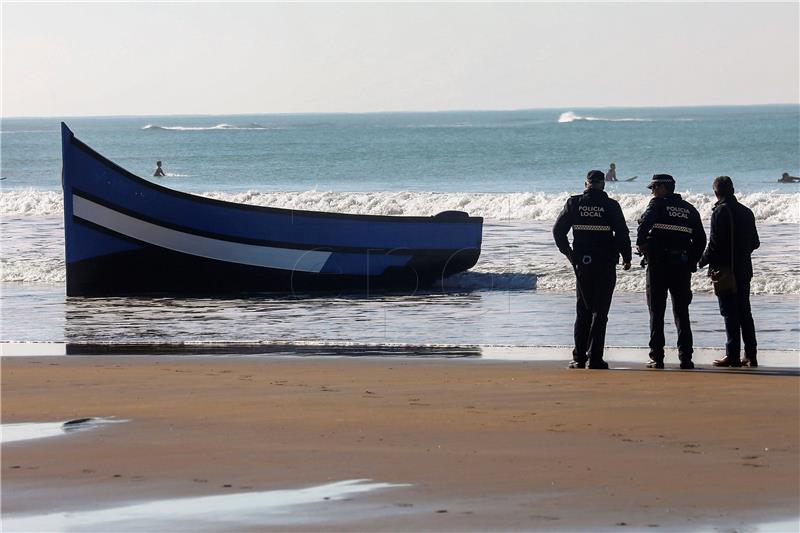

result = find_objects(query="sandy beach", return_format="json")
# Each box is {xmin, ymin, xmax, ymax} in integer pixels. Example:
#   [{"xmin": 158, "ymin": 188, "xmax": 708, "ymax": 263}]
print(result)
[{"xmin": 2, "ymin": 354, "xmax": 798, "ymax": 531}]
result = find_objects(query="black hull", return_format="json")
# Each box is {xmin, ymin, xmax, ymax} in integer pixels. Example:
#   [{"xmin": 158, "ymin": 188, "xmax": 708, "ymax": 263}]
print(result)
[{"xmin": 66, "ymin": 245, "xmax": 481, "ymax": 297}]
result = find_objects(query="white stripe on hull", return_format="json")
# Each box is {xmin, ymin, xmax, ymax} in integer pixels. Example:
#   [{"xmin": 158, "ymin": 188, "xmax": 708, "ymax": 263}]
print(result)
[{"xmin": 72, "ymin": 195, "xmax": 332, "ymax": 273}]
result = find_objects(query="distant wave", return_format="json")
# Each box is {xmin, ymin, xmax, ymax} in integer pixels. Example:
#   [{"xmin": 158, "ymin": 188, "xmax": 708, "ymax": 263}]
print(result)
[
  {"xmin": 3, "ymin": 189, "xmax": 799, "ymax": 224},
  {"xmin": 558, "ymin": 111, "xmax": 653, "ymax": 123},
  {"xmin": 0, "ymin": 129, "xmax": 54, "ymax": 134},
  {"xmin": 142, "ymin": 123, "xmax": 274, "ymax": 131},
  {"xmin": 557, "ymin": 111, "xmax": 696, "ymax": 123},
  {"xmin": 400, "ymin": 122, "xmax": 476, "ymax": 130}
]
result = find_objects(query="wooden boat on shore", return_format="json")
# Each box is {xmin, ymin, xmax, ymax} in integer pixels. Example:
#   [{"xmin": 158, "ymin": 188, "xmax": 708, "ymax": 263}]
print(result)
[{"xmin": 60, "ymin": 123, "xmax": 483, "ymax": 296}]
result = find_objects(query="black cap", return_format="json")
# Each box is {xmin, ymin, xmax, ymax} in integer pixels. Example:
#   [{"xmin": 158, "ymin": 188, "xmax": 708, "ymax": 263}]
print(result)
[
  {"xmin": 647, "ymin": 174, "xmax": 675, "ymax": 189},
  {"xmin": 586, "ymin": 170, "xmax": 605, "ymax": 183}
]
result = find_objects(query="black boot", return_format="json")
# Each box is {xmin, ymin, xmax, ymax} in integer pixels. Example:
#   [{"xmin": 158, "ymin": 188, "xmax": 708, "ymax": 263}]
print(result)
[
  {"xmin": 647, "ymin": 359, "xmax": 664, "ymax": 369},
  {"xmin": 569, "ymin": 360, "xmax": 586, "ymax": 369},
  {"xmin": 713, "ymin": 356, "xmax": 741, "ymax": 367}
]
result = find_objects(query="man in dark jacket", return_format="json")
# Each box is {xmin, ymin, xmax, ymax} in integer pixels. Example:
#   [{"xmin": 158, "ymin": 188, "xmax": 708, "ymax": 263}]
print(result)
[
  {"xmin": 637, "ymin": 174, "xmax": 706, "ymax": 369},
  {"xmin": 699, "ymin": 176, "xmax": 760, "ymax": 367},
  {"xmin": 553, "ymin": 170, "xmax": 632, "ymax": 369}
]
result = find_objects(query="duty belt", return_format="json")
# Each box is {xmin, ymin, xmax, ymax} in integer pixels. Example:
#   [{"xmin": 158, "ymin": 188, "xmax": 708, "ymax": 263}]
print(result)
[
  {"xmin": 573, "ymin": 224, "xmax": 611, "ymax": 231},
  {"xmin": 652, "ymin": 223, "xmax": 693, "ymax": 234}
]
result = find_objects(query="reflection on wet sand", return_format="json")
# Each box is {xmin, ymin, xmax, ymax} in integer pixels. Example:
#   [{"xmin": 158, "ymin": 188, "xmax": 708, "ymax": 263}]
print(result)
[
  {"xmin": 1, "ymin": 418, "xmax": 126, "ymax": 444},
  {"xmin": 2, "ymin": 479, "xmax": 410, "ymax": 532}
]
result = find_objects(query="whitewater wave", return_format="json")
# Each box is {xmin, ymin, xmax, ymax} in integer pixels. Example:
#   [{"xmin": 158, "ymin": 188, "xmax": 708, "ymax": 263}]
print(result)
[
  {"xmin": 142, "ymin": 123, "xmax": 274, "ymax": 131},
  {"xmin": 201, "ymin": 190, "xmax": 800, "ymax": 224},
  {"xmin": 4, "ymin": 189, "xmax": 797, "ymax": 224},
  {"xmin": 1, "ymin": 190, "xmax": 63, "ymax": 216}
]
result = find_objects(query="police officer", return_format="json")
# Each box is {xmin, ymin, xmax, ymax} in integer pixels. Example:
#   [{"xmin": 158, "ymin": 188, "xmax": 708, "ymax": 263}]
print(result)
[
  {"xmin": 637, "ymin": 174, "xmax": 706, "ymax": 369},
  {"xmin": 553, "ymin": 170, "xmax": 632, "ymax": 369}
]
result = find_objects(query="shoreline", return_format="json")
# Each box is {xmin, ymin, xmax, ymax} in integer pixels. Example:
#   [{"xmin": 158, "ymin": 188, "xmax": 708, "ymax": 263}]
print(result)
[
  {"xmin": 2, "ymin": 342, "xmax": 799, "ymax": 369},
  {"xmin": 3, "ymin": 354, "xmax": 798, "ymax": 531}
]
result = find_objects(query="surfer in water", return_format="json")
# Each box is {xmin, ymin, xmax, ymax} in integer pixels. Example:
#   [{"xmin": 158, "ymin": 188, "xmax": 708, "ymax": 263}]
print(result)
[
  {"xmin": 153, "ymin": 161, "xmax": 166, "ymax": 177},
  {"xmin": 606, "ymin": 163, "xmax": 618, "ymax": 181},
  {"xmin": 778, "ymin": 172, "xmax": 800, "ymax": 183}
]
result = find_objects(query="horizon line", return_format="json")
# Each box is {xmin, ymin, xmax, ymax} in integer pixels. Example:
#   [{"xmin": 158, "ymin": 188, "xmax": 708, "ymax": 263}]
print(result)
[{"xmin": 2, "ymin": 102, "xmax": 798, "ymax": 120}]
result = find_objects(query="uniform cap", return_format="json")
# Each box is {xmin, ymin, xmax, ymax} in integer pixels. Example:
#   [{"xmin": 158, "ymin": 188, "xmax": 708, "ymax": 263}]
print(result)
[
  {"xmin": 647, "ymin": 174, "xmax": 675, "ymax": 189},
  {"xmin": 586, "ymin": 170, "xmax": 605, "ymax": 183}
]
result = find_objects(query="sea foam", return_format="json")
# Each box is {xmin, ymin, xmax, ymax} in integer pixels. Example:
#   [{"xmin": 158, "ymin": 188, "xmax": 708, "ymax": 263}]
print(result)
[{"xmin": 4, "ymin": 189, "xmax": 798, "ymax": 224}]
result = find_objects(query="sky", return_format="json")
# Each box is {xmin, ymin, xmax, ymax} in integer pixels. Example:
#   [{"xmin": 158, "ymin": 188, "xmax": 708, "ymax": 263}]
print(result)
[{"xmin": 1, "ymin": 2, "xmax": 798, "ymax": 117}]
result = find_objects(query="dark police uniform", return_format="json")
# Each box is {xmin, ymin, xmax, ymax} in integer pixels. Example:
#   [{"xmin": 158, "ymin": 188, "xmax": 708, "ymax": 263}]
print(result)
[
  {"xmin": 637, "ymin": 175, "xmax": 706, "ymax": 368},
  {"xmin": 553, "ymin": 171, "xmax": 632, "ymax": 369},
  {"xmin": 699, "ymin": 193, "xmax": 760, "ymax": 366}
]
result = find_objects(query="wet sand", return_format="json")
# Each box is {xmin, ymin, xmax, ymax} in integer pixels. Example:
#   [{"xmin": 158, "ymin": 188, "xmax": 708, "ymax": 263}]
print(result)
[{"xmin": 2, "ymin": 355, "xmax": 799, "ymax": 531}]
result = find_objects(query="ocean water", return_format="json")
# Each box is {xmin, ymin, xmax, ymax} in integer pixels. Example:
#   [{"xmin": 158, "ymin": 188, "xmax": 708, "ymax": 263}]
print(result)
[{"xmin": 2, "ymin": 106, "xmax": 799, "ymax": 351}]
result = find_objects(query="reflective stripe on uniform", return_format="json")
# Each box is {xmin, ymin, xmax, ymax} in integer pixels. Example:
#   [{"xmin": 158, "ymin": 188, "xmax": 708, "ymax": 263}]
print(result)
[
  {"xmin": 573, "ymin": 224, "xmax": 611, "ymax": 231},
  {"xmin": 652, "ymin": 223, "xmax": 693, "ymax": 234}
]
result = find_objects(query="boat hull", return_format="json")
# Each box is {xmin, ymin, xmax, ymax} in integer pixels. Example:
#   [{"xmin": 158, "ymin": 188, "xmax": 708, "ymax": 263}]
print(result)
[{"xmin": 61, "ymin": 124, "xmax": 483, "ymax": 296}]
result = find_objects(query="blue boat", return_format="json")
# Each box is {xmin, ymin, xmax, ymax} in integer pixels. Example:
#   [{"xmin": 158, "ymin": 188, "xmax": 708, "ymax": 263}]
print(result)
[{"xmin": 60, "ymin": 123, "xmax": 483, "ymax": 296}]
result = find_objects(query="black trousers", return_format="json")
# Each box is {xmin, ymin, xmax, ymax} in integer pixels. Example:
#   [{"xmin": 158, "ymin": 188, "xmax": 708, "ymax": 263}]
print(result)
[
  {"xmin": 646, "ymin": 261, "xmax": 693, "ymax": 361},
  {"xmin": 573, "ymin": 261, "xmax": 616, "ymax": 364},
  {"xmin": 717, "ymin": 279, "xmax": 757, "ymax": 359}
]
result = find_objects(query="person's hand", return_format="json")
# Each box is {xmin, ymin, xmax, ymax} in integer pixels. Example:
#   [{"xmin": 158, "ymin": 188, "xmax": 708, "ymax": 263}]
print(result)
[{"xmin": 623, "ymin": 261, "xmax": 631, "ymax": 271}]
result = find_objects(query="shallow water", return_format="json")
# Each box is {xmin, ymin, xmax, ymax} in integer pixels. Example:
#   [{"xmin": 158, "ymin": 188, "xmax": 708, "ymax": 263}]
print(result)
[{"xmin": 2, "ymin": 282, "xmax": 799, "ymax": 351}]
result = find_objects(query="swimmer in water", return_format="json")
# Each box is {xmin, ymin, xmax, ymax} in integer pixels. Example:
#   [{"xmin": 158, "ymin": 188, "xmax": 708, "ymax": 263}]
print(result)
[
  {"xmin": 153, "ymin": 161, "xmax": 165, "ymax": 177},
  {"xmin": 606, "ymin": 163, "xmax": 618, "ymax": 181}
]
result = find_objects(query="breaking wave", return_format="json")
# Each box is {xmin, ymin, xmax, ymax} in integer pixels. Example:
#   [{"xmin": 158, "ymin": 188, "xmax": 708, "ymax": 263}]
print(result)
[
  {"xmin": 142, "ymin": 123, "xmax": 273, "ymax": 131},
  {"xmin": 1, "ymin": 190, "xmax": 63, "ymax": 216},
  {"xmin": 4, "ymin": 189, "xmax": 797, "ymax": 224}
]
